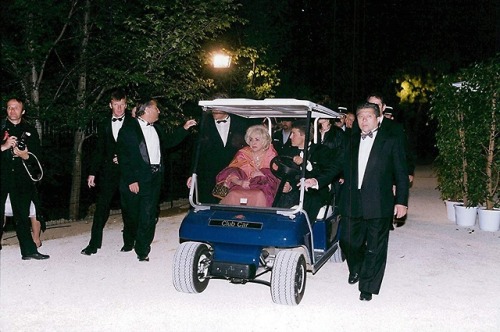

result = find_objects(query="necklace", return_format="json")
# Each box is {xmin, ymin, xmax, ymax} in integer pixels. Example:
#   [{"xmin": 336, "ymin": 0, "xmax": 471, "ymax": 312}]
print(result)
[{"xmin": 253, "ymin": 152, "xmax": 264, "ymax": 168}]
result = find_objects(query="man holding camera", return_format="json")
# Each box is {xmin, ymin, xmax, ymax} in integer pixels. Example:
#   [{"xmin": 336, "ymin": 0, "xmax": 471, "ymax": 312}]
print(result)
[{"xmin": 0, "ymin": 98, "xmax": 49, "ymax": 259}]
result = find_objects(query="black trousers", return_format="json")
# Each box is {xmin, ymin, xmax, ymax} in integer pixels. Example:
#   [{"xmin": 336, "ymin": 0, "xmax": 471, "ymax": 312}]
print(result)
[
  {"xmin": 87, "ymin": 171, "xmax": 121, "ymax": 249},
  {"xmin": 339, "ymin": 216, "xmax": 391, "ymax": 295},
  {"xmin": 0, "ymin": 188, "xmax": 37, "ymax": 256},
  {"xmin": 120, "ymin": 172, "xmax": 162, "ymax": 257}
]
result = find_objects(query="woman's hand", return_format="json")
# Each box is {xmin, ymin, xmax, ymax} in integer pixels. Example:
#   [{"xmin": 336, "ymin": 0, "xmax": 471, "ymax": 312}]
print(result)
[
  {"xmin": 250, "ymin": 170, "xmax": 264, "ymax": 178},
  {"xmin": 240, "ymin": 179, "xmax": 250, "ymax": 189}
]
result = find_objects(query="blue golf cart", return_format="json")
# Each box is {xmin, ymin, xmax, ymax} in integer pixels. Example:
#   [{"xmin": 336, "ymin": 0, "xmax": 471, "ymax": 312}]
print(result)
[{"xmin": 172, "ymin": 99, "xmax": 344, "ymax": 305}]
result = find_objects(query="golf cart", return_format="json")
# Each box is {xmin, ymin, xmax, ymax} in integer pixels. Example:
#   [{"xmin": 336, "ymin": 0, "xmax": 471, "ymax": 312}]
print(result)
[{"xmin": 172, "ymin": 99, "xmax": 344, "ymax": 305}]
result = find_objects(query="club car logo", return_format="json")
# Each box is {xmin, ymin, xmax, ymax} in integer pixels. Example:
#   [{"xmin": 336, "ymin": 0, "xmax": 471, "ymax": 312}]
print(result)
[{"xmin": 209, "ymin": 218, "xmax": 262, "ymax": 229}]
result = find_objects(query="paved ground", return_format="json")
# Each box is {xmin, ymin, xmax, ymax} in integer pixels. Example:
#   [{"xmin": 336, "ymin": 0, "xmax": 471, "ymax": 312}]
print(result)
[{"xmin": 1, "ymin": 165, "xmax": 499, "ymax": 332}]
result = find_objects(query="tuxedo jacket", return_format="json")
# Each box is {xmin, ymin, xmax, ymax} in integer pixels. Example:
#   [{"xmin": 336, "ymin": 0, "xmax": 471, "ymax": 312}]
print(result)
[
  {"xmin": 117, "ymin": 118, "xmax": 189, "ymax": 188},
  {"xmin": 194, "ymin": 114, "xmax": 248, "ymax": 183},
  {"xmin": 339, "ymin": 123, "xmax": 409, "ymax": 219},
  {"xmin": 318, "ymin": 125, "xmax": 346, "ymax": 152},
  {"xmin": 379, "ymin": 117, "xmax": 415, "ymax": 176},
  {"xmin": 280, "ymin": 143, "xmax": 342, "ymax": 207},
  {"xmin": 89, "ymin": 114, "xmax": 133, "ymax": 179},
  {"xmin": 272, "ymin": 129, "xmax": 292, "ymax": 151}
]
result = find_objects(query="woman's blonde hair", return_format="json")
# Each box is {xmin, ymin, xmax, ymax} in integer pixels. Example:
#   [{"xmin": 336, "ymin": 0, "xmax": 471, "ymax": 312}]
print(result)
[{"xmin": 245, "ymin": 125, "xmax": 271, "ymax": 150}]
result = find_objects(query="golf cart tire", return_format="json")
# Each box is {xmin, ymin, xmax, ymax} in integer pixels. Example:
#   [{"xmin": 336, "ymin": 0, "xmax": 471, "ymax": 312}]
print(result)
[
  {"xmin": 271, "ymin": 250, "xmax": 307, "ymax": 305},
  {"xmin": 173, "ymin": 242, "xmax": 210, "ymax": 294}
]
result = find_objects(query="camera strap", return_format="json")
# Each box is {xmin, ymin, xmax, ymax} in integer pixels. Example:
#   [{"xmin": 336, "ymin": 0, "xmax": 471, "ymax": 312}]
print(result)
[{"xmin": 22, "ymin": 152, "xmax": 44, "ymax": 182}]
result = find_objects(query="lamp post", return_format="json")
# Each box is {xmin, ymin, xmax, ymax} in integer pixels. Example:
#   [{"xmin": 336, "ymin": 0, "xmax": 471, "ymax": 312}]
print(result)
[
  {"xmin": 212, "ymin": 53, "xmax": 231, "ymax": 69},
  {"xmin": 212, "ymin": 52, "xmax": 232, "ymax": 94}
]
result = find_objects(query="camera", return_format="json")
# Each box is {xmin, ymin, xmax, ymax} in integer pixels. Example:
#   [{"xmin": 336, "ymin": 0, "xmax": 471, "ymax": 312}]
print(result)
[{"xmin": 16, "ymin": 132, "xmax": 30, "ymax": 151}]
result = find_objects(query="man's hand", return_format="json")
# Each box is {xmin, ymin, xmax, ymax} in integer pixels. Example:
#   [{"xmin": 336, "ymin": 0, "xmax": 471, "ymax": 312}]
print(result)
[
  {"xmin": 282, "ymin": 181, "xmax": 292, "ymax": 193},
  {"xmin": 292, "ymin": 155, "xmax": 303, "ymax": 165},
  {"xmin": 12, "ymin": 146, "xmax": 29, "ymax": 160},
  {"xmin": 1, "ymin": 136, "xmax": 16, "ymax": 151},
  {"xmin": 87, "ymin": 175, "xmax": 96, "ymax": 188},
  {"xmin": 300, "ymin": 178, "xmax": 319, "ymax": 191},
  {"xmin": 394, "ymin": 204, "xmax": 408, "ymax": 219},
  {"xmin": 183, "ymin": 119, "xmax": 197, "ymax": 130},
  {"xmin": 129, "ymin": 182, "xmax": 139, "ymax": 194}
]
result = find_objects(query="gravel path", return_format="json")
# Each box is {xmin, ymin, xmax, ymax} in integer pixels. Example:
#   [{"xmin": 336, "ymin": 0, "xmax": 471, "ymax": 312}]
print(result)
[{"xmin": 1, "ymin": 165, "xmax": 499, "ymax": 332}]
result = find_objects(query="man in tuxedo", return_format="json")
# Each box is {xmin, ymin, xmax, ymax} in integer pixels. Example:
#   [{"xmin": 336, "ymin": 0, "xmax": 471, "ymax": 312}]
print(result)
[
  {"xmin": 81, "ymin": 89, "xmax": 131, "ymax": 256},
  {"xmin": 276, "ymin": 120, "xmax": 341, "ymax": 221},
  {"xmin": 339, "ymin": 102, "xmax": 409, "ymax": 301},
  {"xmin": 272, "ymin": 118, "xmax": 293, "ymax": 151},
  {"xmin": 0, "ymin": 98, "xmax": 49, "ymax": 259},
  {"xmin": 187, "ymin": 108, "xmax": 248, "ymax": 204},
  {"xmin": 345, "ymin": 112, "xmax": 355, "ymax": 129},
  {"xmin": 367, "ymin": 93, "xmax": 415, "ymax": 228},
  {"xmin": 117, "ymin": 99, "xmax": 196, "ymax": 261},
  {"xmin": 367, "ymin": 93, "xmax": 415, "ymax": 182}
]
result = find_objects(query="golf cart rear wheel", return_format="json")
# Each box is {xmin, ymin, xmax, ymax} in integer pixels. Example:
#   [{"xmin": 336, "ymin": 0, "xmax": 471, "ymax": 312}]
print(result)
[
  {"xmin": 173, "ymin": 242, "xmax": 211, "ymax": 293},
  {"xmin": 271, "ymin": 250, "xmax": 307, "ymax": 305}
]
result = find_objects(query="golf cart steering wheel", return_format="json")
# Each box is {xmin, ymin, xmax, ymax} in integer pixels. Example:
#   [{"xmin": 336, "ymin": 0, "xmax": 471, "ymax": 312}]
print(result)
[{"xmin": 270, "ymin": 155, "xmax": 301, "ymax": 181}]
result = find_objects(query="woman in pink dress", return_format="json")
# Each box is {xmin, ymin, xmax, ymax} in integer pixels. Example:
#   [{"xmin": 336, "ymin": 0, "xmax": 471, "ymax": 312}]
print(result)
[{"xmin": 216, "ymin": 125, "xmax": 279, "ymax": 207}]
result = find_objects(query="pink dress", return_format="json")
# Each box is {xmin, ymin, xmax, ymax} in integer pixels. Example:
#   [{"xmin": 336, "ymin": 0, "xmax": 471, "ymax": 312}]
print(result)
[{"xmin": 216, "ymin": 145, "xmax": 280, "ymax": 207}]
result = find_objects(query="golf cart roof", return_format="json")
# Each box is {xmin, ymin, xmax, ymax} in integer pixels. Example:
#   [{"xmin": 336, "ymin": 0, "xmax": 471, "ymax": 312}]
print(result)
[{"xmin": 198, "ymin": 98, "xmax": 341, "ymax": 119}]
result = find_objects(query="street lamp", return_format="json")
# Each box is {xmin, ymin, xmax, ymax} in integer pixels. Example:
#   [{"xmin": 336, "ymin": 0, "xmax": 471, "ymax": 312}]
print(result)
[{"xmin": 212, "ymin": 53, "xmax": 231, "ymax": 68}]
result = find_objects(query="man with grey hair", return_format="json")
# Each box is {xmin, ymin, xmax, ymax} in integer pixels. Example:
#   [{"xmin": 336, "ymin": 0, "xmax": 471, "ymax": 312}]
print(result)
[{"xmin": 117, "ymin": 99, "xmax": 196, "ymax": 261}]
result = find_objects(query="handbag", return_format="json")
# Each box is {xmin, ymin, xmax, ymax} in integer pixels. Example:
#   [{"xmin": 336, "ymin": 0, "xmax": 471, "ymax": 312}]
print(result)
[{"xmin": 212, "ymin": 182, "xmax": 229, "ymax": 199}]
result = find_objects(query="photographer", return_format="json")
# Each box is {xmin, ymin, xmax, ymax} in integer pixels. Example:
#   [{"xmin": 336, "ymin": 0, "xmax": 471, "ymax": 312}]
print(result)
[{"xmin": 0, "ymin": 98, "xmax": 49, "ymax": 260}]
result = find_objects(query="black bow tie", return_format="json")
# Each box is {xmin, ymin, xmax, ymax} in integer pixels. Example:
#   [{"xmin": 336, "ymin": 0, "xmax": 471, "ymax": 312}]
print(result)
[
  {"xmin": 112, "ymin": 117, "xmax": 123, "ymax": 122},
  {"xmin": 216, "ymin": 119, "xmax": 228, "ymax": 124},
  {"xmin": 361, "ymin": 128, "xmax": 378, "ymax": 140}
]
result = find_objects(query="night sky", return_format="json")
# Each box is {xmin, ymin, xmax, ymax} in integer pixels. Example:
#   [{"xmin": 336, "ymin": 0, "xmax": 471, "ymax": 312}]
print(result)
[{"xmin": 237, "ymin": 0, "xmax": 499, "ymax": 106}]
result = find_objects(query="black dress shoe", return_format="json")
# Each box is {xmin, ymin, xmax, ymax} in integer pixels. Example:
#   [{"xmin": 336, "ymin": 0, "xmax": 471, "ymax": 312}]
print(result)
[
  {"xmin": 394, "ymin": 219, "xmax": 406, "ymax": 228},
  {"xmin": 359, "ymin": 291, "xmax": 372, "ymax": 301},
  {"xmin": 348, "ymin": 273, "xmax": 360, "ymax": 284},
  {"xmin": 81, "ymin": 246, "xmax": 98, "ymax": 256},
  {"xmin": 137, "ymin": 255, "xmax": 149, "ymax": 262},
  {"xmin": 22, "ymin": 252, "xmax": 50, "ymax": 260},
  {"xmin": 120, "ymin": 245, "xmax": 134, "ymax": 252}
]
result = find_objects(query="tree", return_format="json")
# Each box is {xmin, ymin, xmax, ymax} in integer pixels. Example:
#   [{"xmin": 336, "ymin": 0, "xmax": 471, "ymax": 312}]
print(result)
[
  {"xmin": 1, "ymin": 0, "xmax": 79, "ymax": 139},
  {"xmin": 430, "ymin": 54, "xmax": 499, "ymax": 208},
  {"xmin": 2, "ymin": 0, "xmax": 243, "ymax": 220}
]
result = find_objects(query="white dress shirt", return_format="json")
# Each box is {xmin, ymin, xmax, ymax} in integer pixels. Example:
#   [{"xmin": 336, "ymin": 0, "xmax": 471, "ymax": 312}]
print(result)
[
  {"xmin": 358, "ymin": 130, "xmax": 378, "ymax": 189},
  {"xmin": 138, "ymin": 118, "xmax": 161, "ymax": 164},
  {"xmin": 215, "ymin": 116, "xmax": 230, "ymax": 146},
  {"xmin": 111, "ymin": 116, "xmax": 125, "ymax": 141},
  {"xmin": 282, "ymin": 130, "xmax": 291, "ymax": 144}
]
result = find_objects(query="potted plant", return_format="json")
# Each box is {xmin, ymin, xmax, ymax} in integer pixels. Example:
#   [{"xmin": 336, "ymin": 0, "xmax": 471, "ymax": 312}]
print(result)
[
  {"xmin": 464, "ymin": 56, "xmax": 500, "ymax": 231},
  {"xmin": 431, "ymin": 54, "xmax": 499, "ymax": 228}
]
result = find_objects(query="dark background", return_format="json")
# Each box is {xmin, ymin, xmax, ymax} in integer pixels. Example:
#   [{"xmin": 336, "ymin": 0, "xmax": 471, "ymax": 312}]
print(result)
[{"xmin": 2, "ymin": 0, "xmax": 498, "ymax": 221}]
